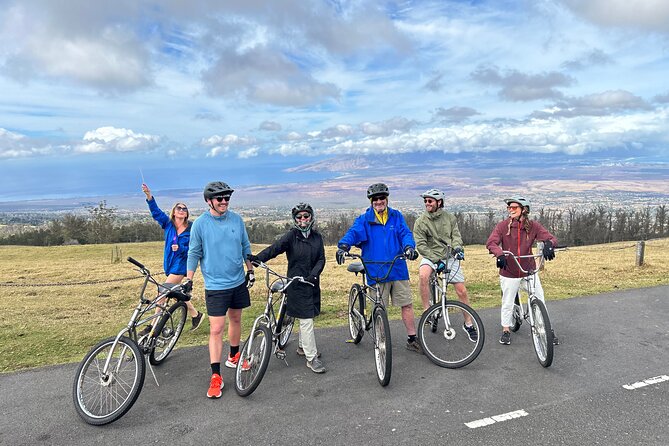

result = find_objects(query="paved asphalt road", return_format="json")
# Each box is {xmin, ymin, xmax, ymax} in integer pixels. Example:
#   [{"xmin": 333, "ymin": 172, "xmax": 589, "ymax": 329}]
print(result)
[{"xmin": 1, "ymin": 286, "xmax": 667, "ymax": 445}]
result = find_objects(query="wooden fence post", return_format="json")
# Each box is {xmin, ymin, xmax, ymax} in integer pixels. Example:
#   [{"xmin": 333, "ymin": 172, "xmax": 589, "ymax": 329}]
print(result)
[{"xmin": 635, "ymin": 241, "xmax": 645, "ymax": 267}]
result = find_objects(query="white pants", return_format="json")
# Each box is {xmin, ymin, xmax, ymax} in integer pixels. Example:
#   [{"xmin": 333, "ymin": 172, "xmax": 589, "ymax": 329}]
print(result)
[
  {"xmin": 298, "ymin": 318, "xmax": 318, "ymax": 361},
  {"xmin": 500, "ymin": 274, "xmax": 545, "ymax": 328}
]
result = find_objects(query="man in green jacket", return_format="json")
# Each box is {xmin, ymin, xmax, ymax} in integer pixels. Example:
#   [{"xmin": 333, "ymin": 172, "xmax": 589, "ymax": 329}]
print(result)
[{"xmin": 413, "ymin": 188, "xmax": 478, "ymax": 341}]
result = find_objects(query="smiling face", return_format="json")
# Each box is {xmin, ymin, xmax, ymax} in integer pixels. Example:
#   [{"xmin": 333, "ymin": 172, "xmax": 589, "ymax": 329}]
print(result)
[
  {"xmin": 208, "ymin": 195, "xmax": 230, "ymax": 215},
  {"xmin": 507, "ymin": 202, "xmax": 523, "ymax": 219},
  {"xmin": 423, "ymin": 197, "xmax": 438, "ymax": 213},
  {"xmin": 371, "ymin": 194, "xmax": 388, "ymax": 213}
]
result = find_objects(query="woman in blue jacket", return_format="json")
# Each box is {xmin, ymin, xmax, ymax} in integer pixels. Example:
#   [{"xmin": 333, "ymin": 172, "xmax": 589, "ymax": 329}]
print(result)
[
  {"xmin": 141, "ymin": 183, "xmax": 203, "ymax": 335},
  {"xmin": 336, "ymin": 183, "xmax": 421, "ymax": 353}
]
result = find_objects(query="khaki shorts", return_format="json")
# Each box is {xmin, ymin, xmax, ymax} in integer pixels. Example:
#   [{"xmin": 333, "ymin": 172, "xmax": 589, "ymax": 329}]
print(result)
[{"xmin": 377, "ymin": 280, "xmax": 413, "ymax": 307}]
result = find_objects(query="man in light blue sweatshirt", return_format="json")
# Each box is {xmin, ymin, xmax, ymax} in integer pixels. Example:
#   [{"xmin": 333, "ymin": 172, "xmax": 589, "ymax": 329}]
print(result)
[{"xmin": 186, "ymin": 181, "xmax": 255, "ymax": 399}]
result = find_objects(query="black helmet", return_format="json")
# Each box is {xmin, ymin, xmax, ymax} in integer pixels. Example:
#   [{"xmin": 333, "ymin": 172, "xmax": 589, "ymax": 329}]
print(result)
[
  {"xmin": 291, "ymin": 202, "xmax": 314, "ymax": 218},
  {"xmin": 367, "ymin": 183, "xmax": 389, "ymax": 199},
  {"xmin": 291, "ymin": 202, "xmax": 314, "ymax": 233},
  {"xmin": 203, "ymin": 181, "xmax": 234, "ymax": 200}
]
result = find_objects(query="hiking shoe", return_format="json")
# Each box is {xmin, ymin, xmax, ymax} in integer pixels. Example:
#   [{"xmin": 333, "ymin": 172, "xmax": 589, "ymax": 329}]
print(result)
[
  {"xmin": 296, "ymin": 346, "xmax": 321, "ymax": 358},
  {"xmin": 138, "ymin": 325, "xmax": 152, "ymax": 337},
  {"xmin": 191, "ymin": 311, "xmax": 204, "ymax": 331},
  {"xmin": 463, "ymin": 323, "xmax": 478, "ymax": 342},
  {"xmin": 406, "ymin": 339, "xmax": 423, "ymax": 354},
  {"xmin": 207, "ymin": 373, "xmax": 223, "ymax": 399},
  {"xmin": 225, "ymin": 352, "xmax": 241, "ymax": 368},
  {"xmin": 307, "ymin": 358, "xmax": 326, "ymax": 374},
  {"xmin": 500, "ymin": 331, "xmax": 511, "ymax": 345}
]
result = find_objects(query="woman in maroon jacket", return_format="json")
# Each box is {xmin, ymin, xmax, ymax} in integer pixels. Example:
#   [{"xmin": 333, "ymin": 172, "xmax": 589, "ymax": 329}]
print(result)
[{"xmin": 486, "ymin": 197, "xmax": 557, "ymax": 345}]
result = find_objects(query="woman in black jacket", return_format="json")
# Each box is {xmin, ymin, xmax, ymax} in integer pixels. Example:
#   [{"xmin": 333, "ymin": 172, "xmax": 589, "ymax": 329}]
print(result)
[{"xmin": 248, "ymin": 203, "xmax": 327, "ymax": 373}]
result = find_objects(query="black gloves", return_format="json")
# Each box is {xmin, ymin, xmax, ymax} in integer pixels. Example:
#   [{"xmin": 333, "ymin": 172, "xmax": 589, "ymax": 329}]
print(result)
[
  {"xmin": 542, "ymin": 240, "xmax": 555, "ymax": 261},
  {"xmin": 336, "ymin": 244, "xmax": 350, "ymax": 265},
  {"xmin": 247, "ymin": 253, "xmax": 260, "ymax": 266},
  {"xmin": 182, "ymin": 278, "xmax": 193, "ymax": 294},
  {"xmin": 435, "ymin": 260, "xmax": 447, "ymax": 273},
  {"xmin": 246, "ymin": 270, "xmax": 255, "ymax": 288},
  {"xmin": 496, "ymin": 255, "xmax": 507, "ymax": 269},
  {"xmin": 454, "ymin": 247, "xmax": 465, "ymax": 261},
  {"xmin": 404, "ymin": 246, "xmax": 419, "ymax": 261}
]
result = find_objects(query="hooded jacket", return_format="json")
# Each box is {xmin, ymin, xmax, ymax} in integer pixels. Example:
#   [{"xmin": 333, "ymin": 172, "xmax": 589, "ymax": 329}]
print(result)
[{"xmin": 413, "ymin": 208, "xmax": 463, "ymax": 263}]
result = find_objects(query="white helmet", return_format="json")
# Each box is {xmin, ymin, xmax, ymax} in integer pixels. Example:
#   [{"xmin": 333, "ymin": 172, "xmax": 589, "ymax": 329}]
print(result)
[{"xmin": 420, "ymin": 188, "xmax": 445, "ymax": 208}]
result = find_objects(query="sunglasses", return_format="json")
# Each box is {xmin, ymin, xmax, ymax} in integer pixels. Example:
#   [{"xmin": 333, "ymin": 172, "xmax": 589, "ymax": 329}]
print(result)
[
  {"xmin": 423, "ymin": 198, "xmax": 436, "ymax": 204},
  {"xmin": 295, "ymin": 213, "xmax": 311, "ymax": 220},
  {"xmin": 507, "ymin": 205, "xmax": 521, "ymax": 210},
  {"xmin": 371, "ymin": 195, "xmax": 387, "ymax": 202},
  {"xmin": 175, "ymin": 206, "xmax": 188, "ymax": 212},
  {"xmin": 214, "ymin": 195, "xmax": 231, "ymax": 203}
]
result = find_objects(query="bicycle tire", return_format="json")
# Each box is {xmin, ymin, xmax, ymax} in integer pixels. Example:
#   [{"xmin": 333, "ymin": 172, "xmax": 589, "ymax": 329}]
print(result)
[
  {"xmin": 510, "ymin": 304, "xmax": 522, "ymax": 332},
  {"xmin": 149, "ymin": 301, "xmax": 187, "ymax": 365},
  {"xmin": 373, "ymin": 306, "xmax": 392, "ymax": 387},
  {"xmin": 235, "ymin": 324, "xmax": 272, "ymax": 397},
  {"xmin": 277, "ymin": 311, "xmax": 295, "ymax": 350},
  {"xmin": 530, "ymin": 298, "xmax": 554, "ymax": 367},
  {"xmin": 348, "ymin": 284, "xmax": 365, "ymax": 344},
  {"xmin": 418, "ymin": 301, "xmax": 485, "ymax": 369},
  {"xmin": 73, "ymin": 336, "xmax": 145, "ymax": 425}
]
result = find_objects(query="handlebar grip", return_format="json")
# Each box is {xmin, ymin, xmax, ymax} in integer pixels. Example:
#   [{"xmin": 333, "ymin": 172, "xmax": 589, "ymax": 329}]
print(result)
[{"xmin": 127, "ymin": 257, "xmax": 145, "ymax": 269}]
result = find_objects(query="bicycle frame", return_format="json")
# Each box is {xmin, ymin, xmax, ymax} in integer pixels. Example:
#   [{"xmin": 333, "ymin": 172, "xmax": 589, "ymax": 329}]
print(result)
[
  {"xmin": 429, "ymin": 248, "xmax": 464, "ymax": 339},
  {"xmin": 501, "ymin": 250, "xmax": 544, "ymax": 329}
]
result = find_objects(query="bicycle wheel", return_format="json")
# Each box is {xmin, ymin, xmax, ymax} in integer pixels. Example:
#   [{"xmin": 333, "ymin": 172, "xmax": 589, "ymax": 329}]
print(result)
[
  {"xmin": 73, "ymin": 336, "xmax": 145, "ymax": 425},
  {"xmin": 277, "ymin": 313, "xmax": 295, "ymax": 350},
  {"xmin": 235, "ymin": 324, "xmax": 272, "ymax": 397},
  {"xmin": 510, "ymin": 304, "xmax": 522, "ymax": 332},
  {"xmin": 530, "ymin": 298, "xmax": 554, "ymax": 367},
  {"xmin": 418, "ymin": 301, "xmax": 485, "ymax": 369},
  {"xmin": 149, "ymin": 301, "xmax": 187, "ymax": 365},
  {"xmin": 373, "ymin": 306, "xmax": 392, "ymax": 387},
  {"xmin": 348, "ymin": 284, "xmax": 365, "ymax": 344}
]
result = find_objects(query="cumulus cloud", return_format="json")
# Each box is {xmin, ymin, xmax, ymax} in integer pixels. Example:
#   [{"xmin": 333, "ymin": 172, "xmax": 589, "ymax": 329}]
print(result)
[
  {"xmin": 237, "ymin": 147, "xmax": 259, "ymax": 159},
  {"xmin": 560, "ymin": 0, "xmax": 669, "ymax": 33},
  {"xmin": 0, "ymin": 128, "xmax": 50, "ymax": 158},
  {"xmin": 201, "ymin": 133, "xmax": 256, "ymax": 158},
  {"xmin": 259, "ymin": 120, "xmax": 282, "ymax": 131},
  {"xmin": 432, "ymin": 107, "xmax": 480, "ymax": 124},
  {"xmin": 530, "ymin": 90, "xmax": 651, "ymax": 118},
  {"xmin": 360, "ymin": 117, "xmax": 415, "ymax": 136},
  {"xmin": 471, "ymin": 65, "xmax": 574, "ymax": 101},
  {"xmin": 75, "ymin": 127, "xmax": 161, "ymax": 153}
]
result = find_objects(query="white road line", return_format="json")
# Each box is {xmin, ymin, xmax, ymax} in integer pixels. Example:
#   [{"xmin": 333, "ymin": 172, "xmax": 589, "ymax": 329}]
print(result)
[
  {"xmin": 465, "ymin": 409, "xmax": 528, "ymax": 429},
  {"xmin": 622, "ymin": 375, "xmax": 669, "ymax": 390}
]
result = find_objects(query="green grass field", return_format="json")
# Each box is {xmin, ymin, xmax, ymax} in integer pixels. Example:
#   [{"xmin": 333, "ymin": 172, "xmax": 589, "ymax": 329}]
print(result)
[{"xmin": 1, "ymin": 238, "xmax": 668, "ymax": 373}]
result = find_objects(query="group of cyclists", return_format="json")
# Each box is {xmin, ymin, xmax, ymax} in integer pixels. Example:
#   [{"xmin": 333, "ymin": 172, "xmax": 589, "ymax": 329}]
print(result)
[{"xmin": 143, "ymin": 180, "xmax": 558, "ymax": 399}]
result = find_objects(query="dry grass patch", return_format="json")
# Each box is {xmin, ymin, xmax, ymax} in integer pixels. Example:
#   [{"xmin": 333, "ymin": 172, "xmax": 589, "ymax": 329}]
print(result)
[{"xmin": 2, "ymin": 238, "xmax": 668, "ymax": 372}]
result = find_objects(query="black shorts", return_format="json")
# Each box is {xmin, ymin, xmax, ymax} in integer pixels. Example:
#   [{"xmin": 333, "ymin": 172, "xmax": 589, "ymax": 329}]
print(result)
[{"xmin": 205, "ymin": 283, "xmax": 251, "ymax": 317}]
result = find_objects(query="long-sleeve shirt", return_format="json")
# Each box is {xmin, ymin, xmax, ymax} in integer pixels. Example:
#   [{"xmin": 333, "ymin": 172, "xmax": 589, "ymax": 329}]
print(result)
[
  {"xmin": 146, "ymin": 197, "xmax": 190, "ymax": 275},
  {"xmin": 187, "ymin": 210, "xmax": 251, "ymax": 290}
]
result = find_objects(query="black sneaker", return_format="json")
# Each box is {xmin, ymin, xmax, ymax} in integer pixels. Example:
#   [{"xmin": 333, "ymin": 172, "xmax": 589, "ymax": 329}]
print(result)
[
  {"xmin": 406, "ymin": 339, "xmax": 423, "ymax": 354},
  {"xmin": 499, "ymin": 331, "xmax": 511, "ymax": 345},
  {"xmin": 191, "ymin": 311, "xmax": 203, "ymax": 331},
  {"xmin": 463, "ymin": 323, "xmax": 478, "ymax": 342}
]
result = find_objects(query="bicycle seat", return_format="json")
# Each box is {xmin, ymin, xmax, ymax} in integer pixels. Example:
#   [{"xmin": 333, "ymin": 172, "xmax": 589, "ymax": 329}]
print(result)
[
  {"xmin": 271, "ymin": 280, "xmax": 287, "ymax": 293},
  {"xmin": 347, "ymin": 262, "xmax": 365, "ymax": 273}
]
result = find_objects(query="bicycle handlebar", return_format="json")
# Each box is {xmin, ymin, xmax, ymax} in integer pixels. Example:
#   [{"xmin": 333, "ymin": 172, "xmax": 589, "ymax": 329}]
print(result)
[
  {"xmin": 127, "ymin": 257, "xmax": 145, "ymax": 270},
  {"xmin": 343, "ymin": 252, "xmax": 406, "ymax": 283},
  {"xmin": 501, "ymin": 247, "xmax": 567, "ymax": 275},
  {"xmin": 253, "ymin": 261, "xmax": 315, "ymax": 288}
]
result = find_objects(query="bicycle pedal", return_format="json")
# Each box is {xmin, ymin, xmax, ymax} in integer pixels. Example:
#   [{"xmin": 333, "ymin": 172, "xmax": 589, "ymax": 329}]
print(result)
[
  {"xmin": 275, "ymin": 349, "xmax": 286, "ymax": 360},
  {"xmin": 345, "ymin": 339, "xmax": 355, "ymax": 343}
]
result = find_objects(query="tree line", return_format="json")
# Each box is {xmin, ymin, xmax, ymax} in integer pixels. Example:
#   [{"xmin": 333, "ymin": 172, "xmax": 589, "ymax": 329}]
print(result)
[{"xmin": 1, "ymin": 201, "xmax": 667, "ymax": 247}]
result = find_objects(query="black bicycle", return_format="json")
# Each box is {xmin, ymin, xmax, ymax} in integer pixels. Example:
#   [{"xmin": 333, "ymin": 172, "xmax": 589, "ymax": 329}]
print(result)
[
  {"xmin": 234, "ymin": 261, "xmax": 313, "ymax": 397},
  {"xmin": 418, "ymin": 248, "xmax": 485, "ymax": 368},
  {"xmin": 344, "ymin": 252, "xmax": 406, "ymax": 387},
  {"xmin": 72, "ymin": 257, "xmax": 191, "ymax": 425}
]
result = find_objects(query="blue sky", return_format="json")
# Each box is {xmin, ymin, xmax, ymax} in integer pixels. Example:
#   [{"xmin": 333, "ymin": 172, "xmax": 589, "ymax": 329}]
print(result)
[{"xmin": 1, "ymin": 0, "xmax": 668, "ymax": 204}]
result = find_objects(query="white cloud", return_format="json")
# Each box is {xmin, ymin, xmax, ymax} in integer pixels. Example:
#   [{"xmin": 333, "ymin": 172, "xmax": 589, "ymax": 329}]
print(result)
[
  {"xmin": 75, "ymin": 127, "xmax": 160, "ymax": 153},
  {"xmin": 560, "ymin": 0, "xmax": 669, "ymax": 33},
  {"xmin": 237, "ymin": 147, "xmax": 259, "ymax": 159}
]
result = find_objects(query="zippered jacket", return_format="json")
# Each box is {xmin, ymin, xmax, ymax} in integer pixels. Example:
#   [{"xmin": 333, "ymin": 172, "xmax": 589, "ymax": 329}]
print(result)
[
  {"xmin": 413, "ymin": 209, "xmax": 463, "ymax": 263},
  {"xmin": 338, "ymin": 206, "xmax": 415, "ymax": 285},
  {"xmin": 147, "ymin": 197, "xmax": 190, "ymax": 276}
]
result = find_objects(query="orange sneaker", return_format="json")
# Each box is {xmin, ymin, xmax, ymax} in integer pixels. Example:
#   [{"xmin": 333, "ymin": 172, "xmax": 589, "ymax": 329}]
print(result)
[
  {"xmin": 225, "ymin": 352, "xmax": 240, "ymax": 368},
  {"xmin": 207, "ymin": 373, "xmax": 223, "ymax": 399}
]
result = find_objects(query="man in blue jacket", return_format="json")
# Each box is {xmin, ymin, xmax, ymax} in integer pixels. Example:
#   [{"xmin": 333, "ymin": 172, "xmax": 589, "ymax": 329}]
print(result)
[{"xmin": 336, "ymin": 183, "xmax": 421, "ymax": 352}]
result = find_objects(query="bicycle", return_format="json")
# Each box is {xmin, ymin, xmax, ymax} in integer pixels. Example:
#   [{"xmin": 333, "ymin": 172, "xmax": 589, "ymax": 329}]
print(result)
[
  {"xmin": 234, "ymin": 261, "xmax": 313, "ymax": 397},
  {"xmin": 344, "ymin": 252, "xmax": 406, "ymax": 387},
  {"xmin": 417, "ymin": 248, "xmax": 485, "ymax": 368},
  {"xmin": 502, "ymin": 249, "xmax": 558, "ymax": 368},
  {"xmin": 72, "ymin": 257, "xmax": 191, "ymax": 425}
]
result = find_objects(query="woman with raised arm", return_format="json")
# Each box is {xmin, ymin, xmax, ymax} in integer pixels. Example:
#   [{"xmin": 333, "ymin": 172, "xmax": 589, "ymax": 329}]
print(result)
[{"xmin": 140, "ymin": 183, "xmax": 203, "ymax": 335}]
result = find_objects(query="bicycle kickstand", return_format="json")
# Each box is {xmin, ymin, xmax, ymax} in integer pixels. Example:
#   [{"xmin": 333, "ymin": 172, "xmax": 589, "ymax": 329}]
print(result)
[
  {"xmin": 275, "ymin": 347, "xmax": 289, "ymax": 366},
  {"xmin": 146, "ymin": 358, "xmax": 160, "ymax": 386}
]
